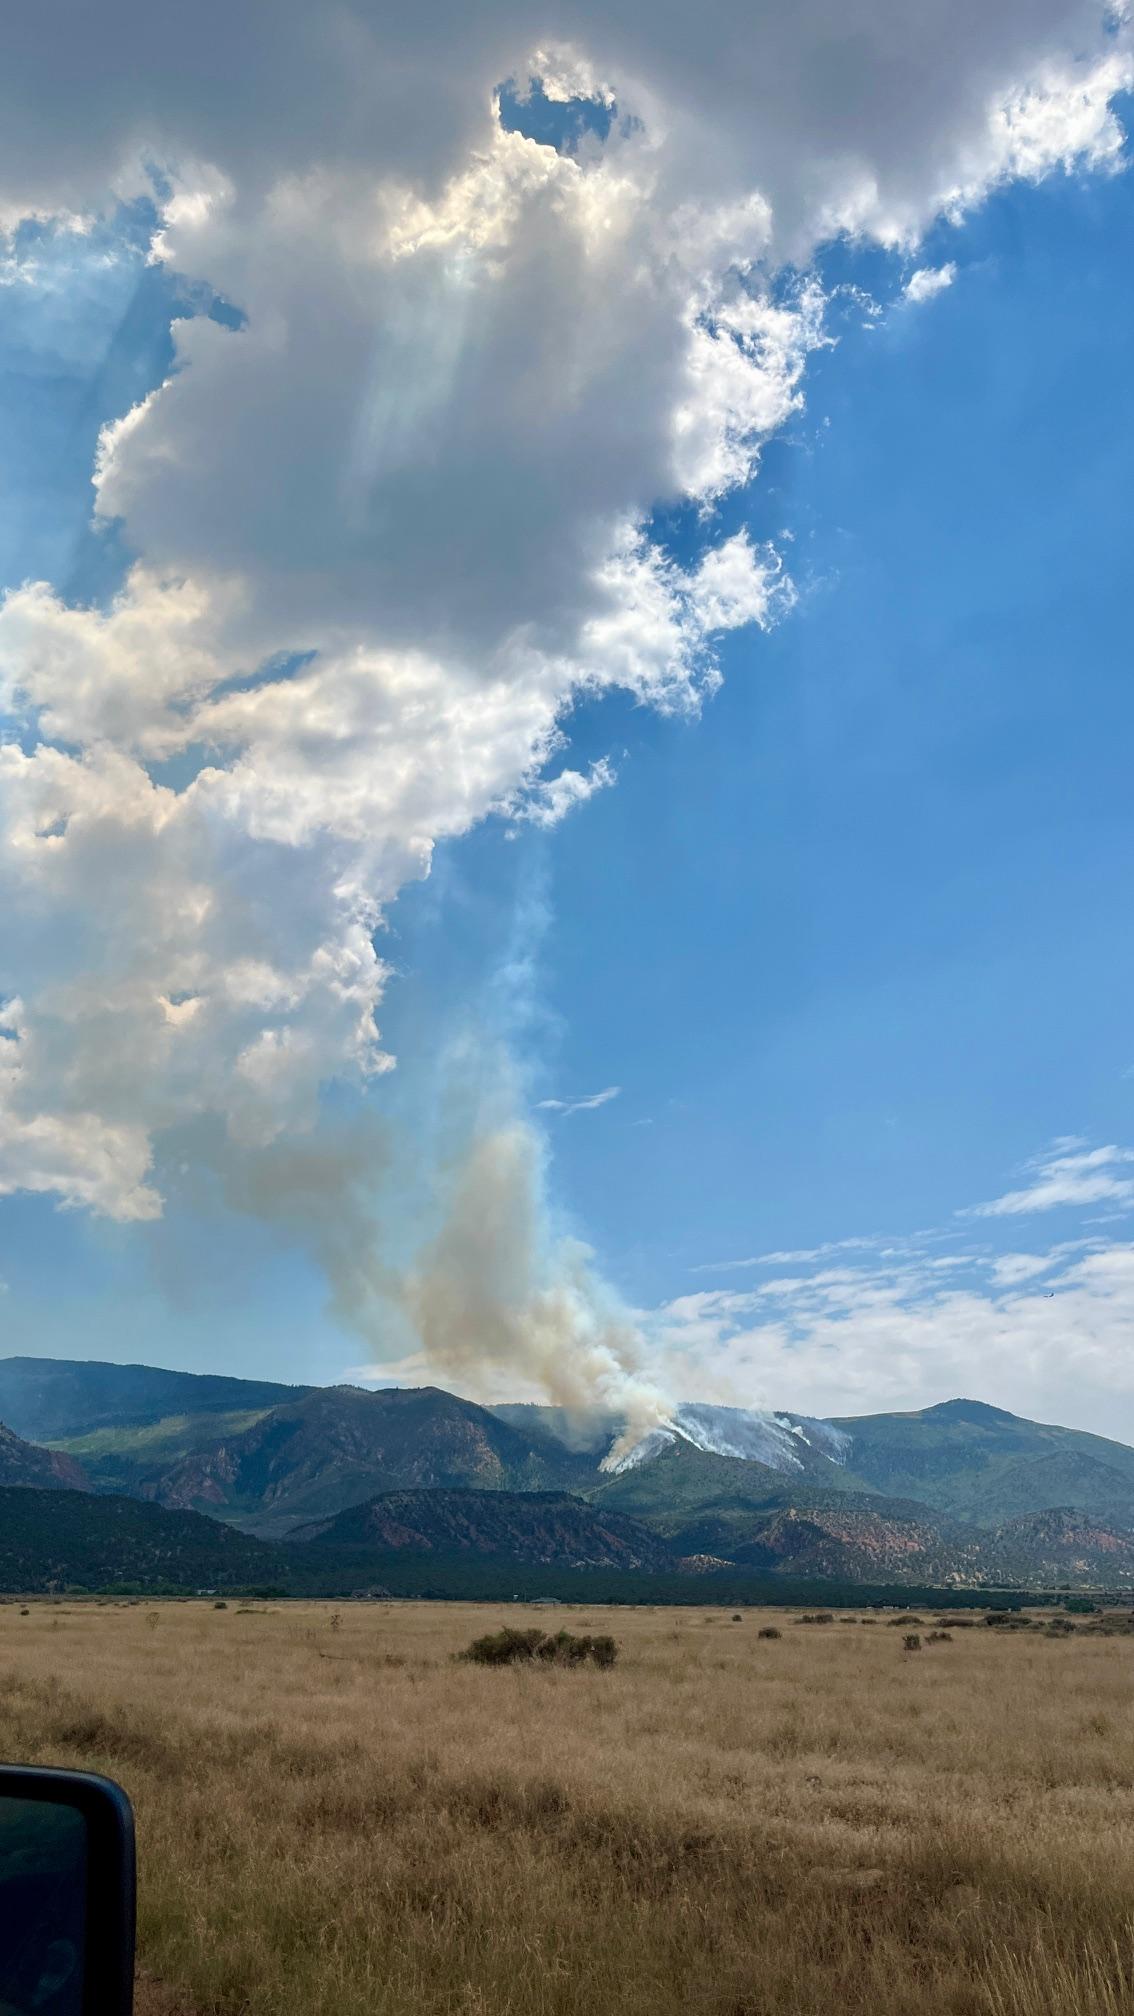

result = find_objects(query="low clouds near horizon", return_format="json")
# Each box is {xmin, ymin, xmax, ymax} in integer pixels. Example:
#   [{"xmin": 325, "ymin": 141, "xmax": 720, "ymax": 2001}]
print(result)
[{"xmin": 657, "ymin": 1140, "xmax": 1134, "ymax": 1438}]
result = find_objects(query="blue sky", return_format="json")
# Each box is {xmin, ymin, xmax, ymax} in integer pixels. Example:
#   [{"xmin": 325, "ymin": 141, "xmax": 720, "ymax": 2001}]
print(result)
[
  {"xmin": 374, "ymin": 159, "xmax": 1134, "ymax": 1426},
  {"xmin": 2, "ymin": 11, "xmax": 1134, "ymax": 1434},
  {"xmin": 535, "ymin": 166, "xmax": 1134, "ymax": 1283}
]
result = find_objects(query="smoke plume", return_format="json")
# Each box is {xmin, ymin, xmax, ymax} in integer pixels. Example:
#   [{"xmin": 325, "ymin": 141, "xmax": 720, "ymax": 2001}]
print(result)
[
  {"xmin": 204, "ymin": 1083, "xmax": 674, "ymax": 1451},
  {"xmin": 405, "ymin": 1118, "xmax": 673, "ymax": 1453},
  {"xmin": 0, "ymin": 2, "xmax": 1128, "ymax": 1422}
]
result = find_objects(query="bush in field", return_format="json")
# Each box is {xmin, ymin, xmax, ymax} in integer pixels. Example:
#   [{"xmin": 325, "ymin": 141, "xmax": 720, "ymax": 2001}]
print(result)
[
  {"xmin": 757, "ymin": 1626, "xmax": 782, "ymax": 1641},
  {"xmin": 903, "ymin": 1634, "xmax": 922, "ymax": 1652},
  {"xmin": 461, "ymin": 1628, "xmax": 618, "ymax": 1669},
  {"xmin": 926, "ymin": 1630, "xmax": 952, "ymax": 1643},
  {"xmin": 537, "ymin": 1630, "xmax": 617, "ymax": 1669},
  {"xmin": 798, "ymin": 1612, "xmax": 834, "ymax": 1625},
  {"xmin": 213, "ymin": 1600, "xmax": 228, "ymax": 1610},
  {"xmin": 462, "ymin": 1628, "xmax": 544, "ymax": 1665},
  {"xmin": 887, "ymin": 1614, "xmax": 924, "ymax": 1627}
]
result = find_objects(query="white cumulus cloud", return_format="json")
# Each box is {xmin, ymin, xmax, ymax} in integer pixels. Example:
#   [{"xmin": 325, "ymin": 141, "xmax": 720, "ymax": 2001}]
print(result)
[
  {"xmin": 903, "ymin": 261, "xmax": 956, "ymax": 303},
  {"xmin": 659, "ymin": 1227, "xmax": 1134, "ymax": 1438},
  {"xmin": 0, "ymin": 0, "xmax": 1128, "ymax": 1404}
]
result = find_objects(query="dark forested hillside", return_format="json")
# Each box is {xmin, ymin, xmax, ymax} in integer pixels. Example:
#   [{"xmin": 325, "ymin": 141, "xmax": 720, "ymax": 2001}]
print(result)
[
  {"xmin": 831, "ymin": 1399, "xmax": 1134, "ymax": 1524},
  {"xmin": 295, "ymin": 1488, "xmax": 678, "ymax": 1570},
  {"xmin": 0, "ymin": 1486, "xmax": 277, "ymax": 1593}
]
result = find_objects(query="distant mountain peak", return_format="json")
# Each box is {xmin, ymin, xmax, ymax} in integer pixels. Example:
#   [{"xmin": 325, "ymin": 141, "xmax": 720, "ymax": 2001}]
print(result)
[{"xmin": 921, "ymin": 1399, "xmax": 1020, "ymax": 1425}]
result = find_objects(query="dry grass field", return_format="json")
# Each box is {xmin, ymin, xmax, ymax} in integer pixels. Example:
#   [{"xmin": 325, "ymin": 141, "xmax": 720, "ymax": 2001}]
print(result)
[{"xmin": 2, "ymin": 1599, "xmax": 1134, "ymax": 2015}]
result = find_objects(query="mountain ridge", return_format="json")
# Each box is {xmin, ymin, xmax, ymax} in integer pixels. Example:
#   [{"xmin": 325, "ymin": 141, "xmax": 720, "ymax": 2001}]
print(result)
[
  {"xmin": 829, "ymin": 1397, "xmax": 1134, "ymax": 1524},
  {"xmin": 11, "ymin": 1356, "xmax": 1134, "ymax": 1585},
  {"xmin": 0, "ymin": 1356, "xmax": 310, "ymax": 1442},
  {"xmin": 295, "ymin": 1488, "xmax": 680, "ymax": 1571},
  {"xmin": 104, "ymin": 1384, "xmax": 598, "ymax": 1535}
]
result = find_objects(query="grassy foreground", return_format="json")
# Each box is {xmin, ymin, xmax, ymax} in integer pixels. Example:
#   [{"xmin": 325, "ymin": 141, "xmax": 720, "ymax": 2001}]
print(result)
[{"xmin": 2, "ymin": 1600, "xmax": 1134, "ymax": 2015}]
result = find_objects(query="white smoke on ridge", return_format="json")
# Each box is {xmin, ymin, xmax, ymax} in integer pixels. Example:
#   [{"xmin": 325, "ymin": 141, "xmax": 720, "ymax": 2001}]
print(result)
[{"xmin": 0, "ymin": 3, "xmax": 1129, "ymax": 1418}]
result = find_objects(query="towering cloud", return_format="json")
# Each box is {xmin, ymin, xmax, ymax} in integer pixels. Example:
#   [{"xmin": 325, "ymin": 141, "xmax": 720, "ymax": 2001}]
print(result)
[{"xmin": 0, "ymin": 2, "xmax": 1128, "ymax": 1394}]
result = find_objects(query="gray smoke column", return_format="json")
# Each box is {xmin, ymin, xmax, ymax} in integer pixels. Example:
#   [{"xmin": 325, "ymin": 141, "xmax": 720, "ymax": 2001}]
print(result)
[
  {"xmin": 208, "ymin": 1090, "xmax": 675, "ymax": 1452},
  {"xmin": 404, "ymin": 1117, "xmax": 674, "ymax": 1456},
  {"xmin": 213, "ymin": 1115, "xmax": 399, "ymax": 1340}
]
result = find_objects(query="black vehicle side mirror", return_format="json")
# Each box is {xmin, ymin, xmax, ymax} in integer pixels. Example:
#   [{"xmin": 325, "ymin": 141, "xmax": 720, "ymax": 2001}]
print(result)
[{"xmin": 0, "ymin": 1766, "xmax": 135, "ymax": 2015}]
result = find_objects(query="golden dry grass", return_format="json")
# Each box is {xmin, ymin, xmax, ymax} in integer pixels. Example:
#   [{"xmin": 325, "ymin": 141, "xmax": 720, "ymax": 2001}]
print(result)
[{"xmin": 3, "ymin": 1599, "xmax": 1134, "ymax": 2015}]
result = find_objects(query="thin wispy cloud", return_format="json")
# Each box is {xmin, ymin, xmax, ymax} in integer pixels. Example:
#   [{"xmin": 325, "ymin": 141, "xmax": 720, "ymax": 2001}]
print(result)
[
  {"xmin": 967, "ymin": 1142, "xmax": 1134, "ymax": 1218},
  {"xmin": 537, "ymin": 1086, "xmax": 622, "ymax": 1118},
  {"xmin": 691, "ymin": 1233, "xmax": 896, "ymax": 1273}
]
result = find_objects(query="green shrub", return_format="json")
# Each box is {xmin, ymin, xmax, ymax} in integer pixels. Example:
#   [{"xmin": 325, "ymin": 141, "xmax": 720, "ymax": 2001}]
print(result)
[
  {"xmin": 798, "ymin": 1612, "xmax": 834, "ymax": 1625},
  {"xmin": 584, "ymin": 1635, "xmax": 618, "ymax": 1669},
  {"xmin": 926, "ymin": 1630, "xmax": 952, "ymax": 1644},
  {"xmin": 757, "ymin": 1626, "xmax": 782, "ymax": 1640},
  {"xmin": 462, "ymin": 1628, "xmax": 544, "ymax": 1665},
  {"xmin": 461, "ymin": 1628, "xmax": 618, "ymax": 1669},
  {"xmin": 213, "ymin": 1600, "xmax": 228, "ymax": 1611},
  {"xmin": 903, "ymin": 1633, "xmax": 922, "ymax": 1652}
]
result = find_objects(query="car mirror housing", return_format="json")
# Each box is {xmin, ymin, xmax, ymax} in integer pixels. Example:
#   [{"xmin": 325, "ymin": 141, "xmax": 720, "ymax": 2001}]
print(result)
[{"xmin": 0, "ymin": 1766, "xmax": 135, "ymax": 2015}]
